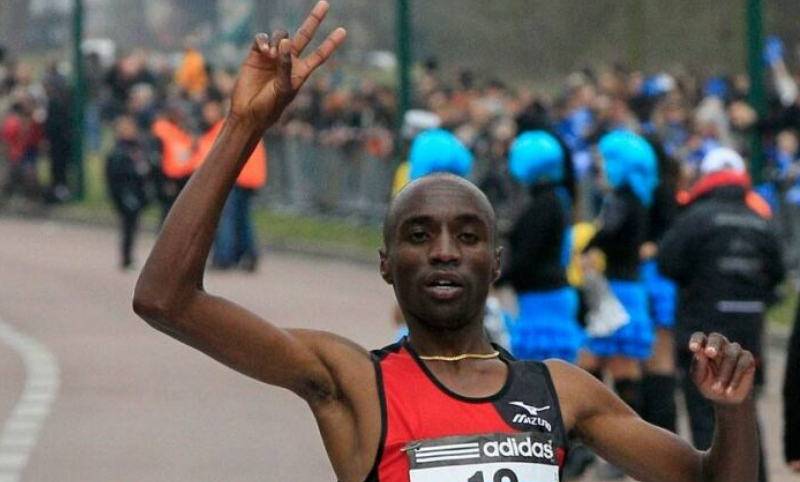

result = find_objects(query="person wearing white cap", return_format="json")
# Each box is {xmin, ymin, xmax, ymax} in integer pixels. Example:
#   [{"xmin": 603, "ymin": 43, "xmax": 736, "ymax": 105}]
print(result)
[
  {"xmin": 659, "ymin": 147, "xmax": 785, "ymax": 482},
  {"xmin": 698, "ymin": 147, "xmax": 746, "ymax": 176}
]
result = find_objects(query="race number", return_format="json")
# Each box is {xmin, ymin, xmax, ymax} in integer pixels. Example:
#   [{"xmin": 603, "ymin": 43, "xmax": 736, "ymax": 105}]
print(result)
[{"xmin": 406, "ymin": 432, "xmax": 559, "ymax": 482}]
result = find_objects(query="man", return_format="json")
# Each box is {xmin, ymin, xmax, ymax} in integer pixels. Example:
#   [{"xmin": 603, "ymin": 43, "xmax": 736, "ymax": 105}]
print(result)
[
  {"xmin": 134, "ymin": 4, "xmax": 760, "ymax": 481},
  {"xmin": 1, "ymin": 94, "xmax": 42, "ymax": 204},
  {"xmin": 105, "ymin": 114, "xmax": 152, "ymax": 270},
  {"xmin": 42, "ymin": 66, "xmax": 72, "ymax": 204},
  {"xmin": 150, "ymin": 101, "xmax": 194, "ymax": 221},
  {"xmin": 191, "ymin": 97, "xmax": 267, "ymax": 271},
  {"xmin": 659, "ymin": 147, "xmax": 785, "ymax": 482}
]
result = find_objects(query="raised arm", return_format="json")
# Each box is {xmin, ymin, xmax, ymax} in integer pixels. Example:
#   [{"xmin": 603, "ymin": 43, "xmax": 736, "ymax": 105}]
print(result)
[
  {"xmin": 132, "ymin": 6, "xmax": 378, "ymax": 479},
  {"xmin": 549, "ymin": 332, "xmax": 758, "ymax": 482}
]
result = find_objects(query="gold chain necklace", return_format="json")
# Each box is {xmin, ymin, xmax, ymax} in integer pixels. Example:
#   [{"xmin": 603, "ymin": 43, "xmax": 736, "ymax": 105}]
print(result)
[{"xmin": 418, "ymin": 351, "xmax": 500, "ymax": 362}]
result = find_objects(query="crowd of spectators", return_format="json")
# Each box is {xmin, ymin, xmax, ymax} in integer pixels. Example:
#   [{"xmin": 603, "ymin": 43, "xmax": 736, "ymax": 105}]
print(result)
[{"xmin": 2, "ymin": 38, "xmax": 800, "ymax": 272}]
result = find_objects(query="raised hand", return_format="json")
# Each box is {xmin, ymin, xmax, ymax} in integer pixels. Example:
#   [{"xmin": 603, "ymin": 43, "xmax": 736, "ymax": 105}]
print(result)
[
  {"xmin": 229, "ymin": 1, "xmax": 346, "ymax": 131},
  {"xmin": 689, "ymin": 332, "xmax": 756, "ymax": 404}
]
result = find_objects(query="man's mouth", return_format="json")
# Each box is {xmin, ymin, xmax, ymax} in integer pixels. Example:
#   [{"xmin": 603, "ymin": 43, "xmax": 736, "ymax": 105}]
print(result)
[{"xmin": 424, "ymin": 277, "xmax": 465, "ymax": 300}]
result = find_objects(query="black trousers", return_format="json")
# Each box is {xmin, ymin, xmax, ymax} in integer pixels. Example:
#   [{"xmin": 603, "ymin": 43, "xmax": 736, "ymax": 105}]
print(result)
[
  {"xmin": 117, "ymin": 209, "xmax": 140, "ymax": 267},
  {"xmin": 50, "ymin": 140, "xmax": 70, "ymax": 188}
]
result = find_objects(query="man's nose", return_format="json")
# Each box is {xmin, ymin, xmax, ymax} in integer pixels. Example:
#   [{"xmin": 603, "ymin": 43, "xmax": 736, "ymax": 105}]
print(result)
[{"xmin": 429, "ymin": 232, "xmax": 461, "ymax": 265}]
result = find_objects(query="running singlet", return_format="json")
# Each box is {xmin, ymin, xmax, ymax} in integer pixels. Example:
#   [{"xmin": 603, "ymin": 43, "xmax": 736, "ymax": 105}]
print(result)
[{"xmin": 364, "ymin": 339, "xmax": 569, "ymax": 482}]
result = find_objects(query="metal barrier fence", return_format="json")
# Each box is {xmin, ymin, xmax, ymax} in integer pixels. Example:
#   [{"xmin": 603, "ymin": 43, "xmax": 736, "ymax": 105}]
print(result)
[
  {"xmin": 255, "ymin": 135, "xmax": 596, "ymax": 228},
  {"xmin": 258, "ymin": 134, "xmax": 398, "ymax": 224}
]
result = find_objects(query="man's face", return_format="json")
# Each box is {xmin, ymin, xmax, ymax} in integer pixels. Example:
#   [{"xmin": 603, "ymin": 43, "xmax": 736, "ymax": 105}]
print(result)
[{"xmin": 380, "ymin": 177, "xmax": 501, "ymax": 331}]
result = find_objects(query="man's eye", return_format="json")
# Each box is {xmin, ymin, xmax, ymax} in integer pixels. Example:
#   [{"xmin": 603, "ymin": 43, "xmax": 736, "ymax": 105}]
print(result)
[
  {"xmin": 459, "ymin": 232, "xmax": 479, "ymax": 243},
  {"xmin": 410, "ymin": 231, "xmax": 429, "ymax": 243}
]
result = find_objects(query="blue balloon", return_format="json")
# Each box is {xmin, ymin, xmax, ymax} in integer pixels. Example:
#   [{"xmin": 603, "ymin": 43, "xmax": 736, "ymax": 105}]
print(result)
[
  {"xmin": 509, "ymin": 131, "xmax": 565, "ymax": 184},
  {"xmin": 599, "ymin": 130, "xmax": 659, "ymax": 206},
  {"xmin": 409, "ymin": 129, "xmax": 473, "ymax": 180}
]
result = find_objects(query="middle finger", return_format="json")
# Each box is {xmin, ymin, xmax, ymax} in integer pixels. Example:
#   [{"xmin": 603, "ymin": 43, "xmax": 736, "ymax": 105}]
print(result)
[{"xmin": 714, "ymin": 342, "xmax": 741, "ymax": 392}]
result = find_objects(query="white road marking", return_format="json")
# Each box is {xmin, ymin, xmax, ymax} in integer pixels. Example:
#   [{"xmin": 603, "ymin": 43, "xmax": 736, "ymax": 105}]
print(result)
[{"xmin": 0, "ymin": 316, "xmax": 60, "ymax": 482}]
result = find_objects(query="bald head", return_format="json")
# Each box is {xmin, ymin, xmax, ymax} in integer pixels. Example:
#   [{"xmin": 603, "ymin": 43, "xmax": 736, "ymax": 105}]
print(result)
[{"xmin": 383, "ymin": 174, "xmax": 497, "ymax": 250}]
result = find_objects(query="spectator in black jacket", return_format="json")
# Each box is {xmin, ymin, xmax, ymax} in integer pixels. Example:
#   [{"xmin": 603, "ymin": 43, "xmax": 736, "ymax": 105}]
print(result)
[
  {"xmin": 42, "ymin": 65, "xmax": 72, "ymax": 204},
  {"xmin": 659, "ymin": 147, "xmax": 785, "ymax": 482},
  {"xmin": 785, "ymin": 299, "xmax": 800, "ymax": 472},
  {"xmin": 106, "ymin": 114, "xmax": 153, "ymax": 270}
]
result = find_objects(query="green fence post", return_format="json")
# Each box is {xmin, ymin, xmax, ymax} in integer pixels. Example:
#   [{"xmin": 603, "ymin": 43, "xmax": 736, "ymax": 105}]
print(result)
[
  {"xmin": 71, "ymin": 0, "xmax": 86, "ymax": 201},
  {"xmin": 395, "ymin": 0, "xmax": 412, "ymax": 161},
  {"xmin": 746, "ymin": 0, "xmax": 765, "ymax": 184}
]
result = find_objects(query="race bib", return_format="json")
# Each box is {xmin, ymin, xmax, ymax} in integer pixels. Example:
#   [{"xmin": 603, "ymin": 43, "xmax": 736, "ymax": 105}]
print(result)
[{"xmin": 405, "ymin": 432, "xmax": 559, "ymax": 482}]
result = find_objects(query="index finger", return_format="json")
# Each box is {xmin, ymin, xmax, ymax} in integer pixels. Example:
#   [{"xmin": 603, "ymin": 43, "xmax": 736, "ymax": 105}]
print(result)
[
  {"xmin": 293, "ymin": 0, "xmax": 329, "ymax": 55},
  {"xmin": 689, "ymin": 332, "xmax": 707, "ymax": 353}
]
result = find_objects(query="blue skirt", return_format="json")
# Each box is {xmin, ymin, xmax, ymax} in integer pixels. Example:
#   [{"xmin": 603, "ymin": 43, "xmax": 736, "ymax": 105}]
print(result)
[
  {"xmin": 511, "ymin": 288, "xmax": 585, "ymax": 363},
  {"xmin": 586, "ymin": 280, "xmax": 654, "ymax": 359},
  {"xmin": 641, "ymin": 259, "xmax": 677, "ymax": 329}
]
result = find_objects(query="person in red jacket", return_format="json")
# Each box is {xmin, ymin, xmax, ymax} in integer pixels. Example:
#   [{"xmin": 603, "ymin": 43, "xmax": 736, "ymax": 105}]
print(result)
[
  {"xmin": 1, "ymin": 96, "xmax": 43, "ymax": 204},
  {"xmin": 192, "ymin": 97, "xmax": 267, "ymax": 270},
  {"xmin": 133, "ymin": 4, "xmax": 763, "ymax": 482}
]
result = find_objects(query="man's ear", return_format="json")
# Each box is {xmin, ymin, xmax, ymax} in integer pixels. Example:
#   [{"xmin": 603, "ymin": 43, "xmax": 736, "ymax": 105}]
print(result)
[
  {"xmin": 379, "ymin": 248, "xmax": 393, "ymax": 284},
  {"xmin": 491, "ymin": 245, "xmax": 503, "ymax": 283}
]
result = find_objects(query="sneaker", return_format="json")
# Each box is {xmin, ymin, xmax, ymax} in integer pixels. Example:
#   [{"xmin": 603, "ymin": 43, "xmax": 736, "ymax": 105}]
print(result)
[
  {"xmin": 208, "ymin": 261, "xmax": 233, "ymax": 271},
  {"xmin": 238, "ymin": 253, "xmax": 259, "ymax": 273}
]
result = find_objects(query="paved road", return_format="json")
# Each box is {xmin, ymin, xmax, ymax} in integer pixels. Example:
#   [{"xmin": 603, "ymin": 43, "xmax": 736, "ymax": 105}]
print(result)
[{"xmin": 0, "ymin": 217, "xmax": 795, "ymax": 481}]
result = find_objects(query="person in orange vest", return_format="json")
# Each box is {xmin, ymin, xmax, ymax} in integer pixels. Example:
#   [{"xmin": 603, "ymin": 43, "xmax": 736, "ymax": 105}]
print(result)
[
  {"xmin": 151, "ymin": 102, "xmax": 194, "ymax": 221},
  {"xmin": 174, "ymin": 36, "xmax": 209, "ymax": 97},
  {"xmin": 192, "ymin": 97, "xmax": 267, "ymax": 270}
]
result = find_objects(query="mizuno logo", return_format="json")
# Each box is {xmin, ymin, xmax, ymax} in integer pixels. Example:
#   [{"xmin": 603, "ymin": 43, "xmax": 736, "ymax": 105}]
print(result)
[{"xmin": 509, "ymin": 401, "xmax": 550, "ymax": 416}]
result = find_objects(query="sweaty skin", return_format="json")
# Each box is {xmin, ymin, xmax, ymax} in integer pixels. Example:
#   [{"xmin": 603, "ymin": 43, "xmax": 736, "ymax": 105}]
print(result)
[{"xmin": 133, "ymin": 3, "xmax": 760, "ymax": 482}]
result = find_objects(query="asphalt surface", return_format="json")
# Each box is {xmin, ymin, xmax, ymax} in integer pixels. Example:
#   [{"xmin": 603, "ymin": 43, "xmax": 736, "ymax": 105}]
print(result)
[{"xmin": 0, "ymin": 216, "xmax": 796, "ymax": 482}]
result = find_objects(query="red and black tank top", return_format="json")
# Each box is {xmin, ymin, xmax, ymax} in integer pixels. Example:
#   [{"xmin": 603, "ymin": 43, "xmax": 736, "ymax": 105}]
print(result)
[{"xmin": 364, "ymin": 339, "xmax": 570, "ymax": 482}]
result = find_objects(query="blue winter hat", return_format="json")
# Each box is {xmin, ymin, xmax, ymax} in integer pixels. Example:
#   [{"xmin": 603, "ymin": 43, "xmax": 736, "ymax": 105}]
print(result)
[
  {"xmin": 509, "ymin": 131, "xmax": 565, "ymax": 184},
  {"xmin": 409, "ymin": 129, "xmax": 473, "ymax": 180},
  {"xmin": 642, "ymin": 74, "xmax": 675, "ymax": 98},
  {"xmin": 598, "ymin": 130, "xmax": 659, "ymax": 206},
  {"xmin": 765, "ymin": 36, "xmax": 785, "ymax": 67},
  {"xmin": 703, "ymin": 77, "xmax": 728, "ymax": 99}
]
